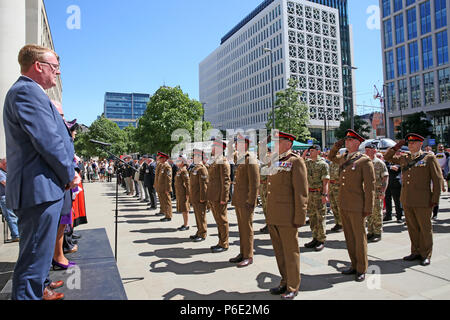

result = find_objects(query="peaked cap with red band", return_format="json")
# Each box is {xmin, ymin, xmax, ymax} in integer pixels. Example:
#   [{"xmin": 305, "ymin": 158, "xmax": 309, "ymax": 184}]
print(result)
[
  {"xmin": 212, "ymin": 139, "xmax": 227, "ymax": 149},
  {"xmin": 157, "ymin": 151, "xmax": 169, "ymax": 159},
  {"xmin": 277, "ymin": 131, "xmax": 297, "ymax": 142},
  {"xmin": 405, "ymin": 133, "xmax": 424, "ymax": 142},
  {"xmin": 345, "ymin": 129, "xmax": 365, "ymax": 143}
]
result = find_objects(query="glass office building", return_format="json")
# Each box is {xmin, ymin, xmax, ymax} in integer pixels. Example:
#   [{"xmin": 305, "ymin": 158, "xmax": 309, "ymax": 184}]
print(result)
[
  {"xmin": 199, "ymin": 0, "xmax": 354, "ymax": 147},
  {"xmin": 381, "ymin": 0, "xmax": 450, "ymax": 144},
  {"xmin": 104, "ymin": 92, "xmax": 150, "ymax": 130}
]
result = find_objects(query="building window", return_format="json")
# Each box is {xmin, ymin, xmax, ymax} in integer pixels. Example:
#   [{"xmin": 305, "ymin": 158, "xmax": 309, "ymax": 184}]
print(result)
[
  {"xmin": 435, "ymin": 0, "xmax": 447, "ymax": 29},
  {"xmin": 410, "ymin": 75, "xmax": 421, "ymax": 108},
  {"xmin": 407, "ymin": 7, "xmax": 417, "ymax": 39},
  {"xmin": 394, "ymin": 0, "xmax": 403, "ymax": 12},
  {"xmin": 383, "ymin": 0, "xmax": 391, "ymax": 17},
  {"xmin": 424, "ymin": 71, "xmax": 435, "ymax": 104},
  {"xmin": 438, "ymin": 68, "xmax": 450, "ymax": 103},
  {"xmin": 384, "ymin": 20, "xmax": 393, "ymax": 48},
  {"xmin": 395, "ymin": 13, "xmax": 405, "ymax": 44},
  {"xmin": 406, "ymin": 0, "xmax": 415, "ymax": 5},
  {"xmin": 398, "ymin": 79, "xmax": 408, "ymax": 110},
  {"xmin": 387, "ymin": 82, "xmax": 396, "ymax": 112},
  {"xmin": 420, "ymin": 1, "xmax": 431, "ymax": 35},
  {"xmin": 436, "ymin": 30, "xmax": 448, "ymax": 66},
  {"xmin": 422, "ymin": 36, "xmax": 433, "ymax": 69},
  {"xmin": 386, "ymin": 50, "xmax": 395, "ymax": 80},
  {"xmin": 397, "ymin": 46, "xmax": 406, "ymax": 76},
  {"xmin": 409, "ymin": 41, "xmax": 420, "ymax": 73}
]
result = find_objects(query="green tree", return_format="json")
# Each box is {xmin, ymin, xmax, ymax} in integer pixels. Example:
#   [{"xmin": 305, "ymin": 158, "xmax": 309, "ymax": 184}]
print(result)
[
  {"xmin": 395, "ymin": 111, "xmax": 433, "ymax": 140},
  {"xmin": 136, "ymin": 86, "xmax": 211, "ymax": 154},
  {"xmin": 334, "ymin": 113, "xmax": 371, "ymax": 140},
  {"xmin": 74, "ymin": 116, "xmax": 127, "ymax": 158},
  {"xmin": 266, "ymin": 78, "xmax": 311, "ymax": 142},
  {"xmin": 123, "ymin": 125, "xmax": 139, "ymax": 154}
]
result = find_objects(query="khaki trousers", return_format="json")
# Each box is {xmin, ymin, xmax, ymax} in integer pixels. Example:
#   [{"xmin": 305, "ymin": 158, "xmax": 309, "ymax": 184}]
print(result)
[
  {"xmin": 235, "ymin": 206, "xmax": 254, "ymax": 259},
  {"xmin": 404, "ymin": 207, "xmax": 433, "ymax": 259},
  {"xmin": 192, "ymin": 202, "xmax": 207, "ymax": 239},
  {"xmin": 211, "ymin": 201, "xmax": 229, "ymax": 248},
  {"xmin": 340, "ymin": 210, "xmax": 368, "ymax": 274},
  {"xmin": 268, "ymin": 225, "xmax": 300, "ymax": 292},
  {"xmin": 157, "ymin": 191, "xmax": 172, "ymax": 219}
]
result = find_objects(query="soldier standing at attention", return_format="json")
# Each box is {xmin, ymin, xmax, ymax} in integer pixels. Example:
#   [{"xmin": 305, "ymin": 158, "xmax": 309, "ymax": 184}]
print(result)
[
  {"xmin": 258, "ymin": 148, "xmax": 272, "ymax": 234},
  {"xmin": 154, "ymin": 152, "xmax": 173, "ymax": 222},
  {"xmin": 206, "ymin": 140, "xmax": 231, "ymax": 253},
  {"xmin": 364, "ymin": 142, "xmax": 389, "ymax": 243},
  {"xmin": 175, "ymin": 155, "xmax": 190, "ymax": 231},
  {"xmin": 302, "ymin": 145, "xmax": 330, "ymax": 252},
  {"xmin": 229, "ymin": 135, "xmax": 260, "ymax": 268},
  {"xmin": 266, "ymin": 131, "xmax": 308, "ymax": 300},
  {"xmin": 328, "ymin": 129, "xmax": 376, "ymax": 282},
  {"xmin": 189, "ymin": 149, "xmax": 209, "ymax": 242},
  {"xmin": 384, "ymin": 134, "xmax": 444, "ymax": 266},
  {"xmin": 328, "ymin": 160, "xmax": 343, "ymax": 232}
]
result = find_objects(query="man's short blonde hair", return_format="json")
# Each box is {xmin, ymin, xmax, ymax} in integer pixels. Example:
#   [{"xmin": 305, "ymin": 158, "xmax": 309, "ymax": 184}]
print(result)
[{"xmin": 18, "ymin": 44, "xmax": 59, "ymax": 73}]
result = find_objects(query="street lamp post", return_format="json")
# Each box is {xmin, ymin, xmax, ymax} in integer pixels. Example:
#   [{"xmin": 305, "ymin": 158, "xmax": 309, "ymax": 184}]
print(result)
[
  {"xmin": 343, "ymin": 64, "xmax": 358, "ymax": 130},
  {"xmin": 264, "ymin": 47, "xmax": 275, "ymax": 130}
]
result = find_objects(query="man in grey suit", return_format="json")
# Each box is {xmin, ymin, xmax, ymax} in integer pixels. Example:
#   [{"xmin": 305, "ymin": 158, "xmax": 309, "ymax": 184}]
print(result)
[{"xmin": 3, "ymin": 44, "xmax": 79, "ymax": 300}]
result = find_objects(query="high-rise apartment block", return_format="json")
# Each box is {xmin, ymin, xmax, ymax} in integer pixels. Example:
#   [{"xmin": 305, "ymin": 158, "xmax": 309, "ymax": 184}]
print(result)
[{"xmin": 104, "ymin": 92, "xmax": 150, "ymax": 130}]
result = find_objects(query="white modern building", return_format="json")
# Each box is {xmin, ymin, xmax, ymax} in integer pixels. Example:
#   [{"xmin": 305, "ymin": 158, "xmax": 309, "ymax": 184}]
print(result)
[
  {"xmin": 200, "ymin": 0, "xmax": 355, "ymax": 146},
  {"xmin": 0, "ymin": 0, "xmax": 61, "ymax": 158}
]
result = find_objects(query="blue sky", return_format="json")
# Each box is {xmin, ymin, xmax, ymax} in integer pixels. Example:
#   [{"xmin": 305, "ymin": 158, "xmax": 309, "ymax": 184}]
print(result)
[{"xmin": 43, "ymin": 0, "xmax": 384, "ymax": 126}]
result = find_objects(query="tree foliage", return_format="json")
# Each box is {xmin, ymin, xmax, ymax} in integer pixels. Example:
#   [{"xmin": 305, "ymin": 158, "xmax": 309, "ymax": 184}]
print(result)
[
  {"xmin": 136, "ymin": 86, "xmax": 211, "ymax": 154},
  {"xmin": 334, "ymin": 112, "xmax": 371, "ymax": 140},
  {"xmin": 266, "ymin": 78, "xmax": 311, "ymax": 142},
  {"xmin": 394, "ymin": 111, "xmax": 433, "ymax": 140}
]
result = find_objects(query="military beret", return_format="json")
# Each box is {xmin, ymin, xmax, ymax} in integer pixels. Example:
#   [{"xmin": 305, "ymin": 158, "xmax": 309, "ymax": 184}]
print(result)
[
  {"xmin": 365, "ymin": 142, "xmax": 378, "ymax": 149},
  {"xmin": 308, "ymin": 144, "xmax": 321, "ymax": 151},
  {"xmin": 405, "ymin": 133, "xmax": 425, "ymax": 142},
  {"xmin": 345, "ymin": 129, "xmax": 365, "ymax": 143},
  {"xmin": 157, "ymin": 152, "xmax": 169, "ymax": 159}
]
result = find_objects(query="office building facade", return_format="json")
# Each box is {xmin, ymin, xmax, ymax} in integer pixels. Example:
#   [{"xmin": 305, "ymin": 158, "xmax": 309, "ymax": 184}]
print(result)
[
  {"xmin": 0, "ymin": 0, "xmax": 62, "ymax": 157},
  {"xmin": 104, "ymin": 92, "xmax": 150, "ymax": 130},
  {"xmin": 380, "ymin": 0, "xmax": 450, "ymax": 144},
  {"xmin": 199, "ymin": 0, "xmax": 354, "ymax": 146}
]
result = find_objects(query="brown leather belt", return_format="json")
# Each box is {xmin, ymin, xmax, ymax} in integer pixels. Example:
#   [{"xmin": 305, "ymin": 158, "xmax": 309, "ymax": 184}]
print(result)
[{"xmin": 309, "ymin": 188, "xmax": 321, "ymax": 192}]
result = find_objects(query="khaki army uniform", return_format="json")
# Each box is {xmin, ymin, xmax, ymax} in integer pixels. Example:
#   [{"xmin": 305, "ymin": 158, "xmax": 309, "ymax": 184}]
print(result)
[
  {"xmin": 266, "ymin": 150, "xmax": 308, "ymax": 293},
  {"xmin": 367, "ymin": 157, "xmax": 388, "ymax": 236},
  {"xmin": 328, "ymin": 146, "xmax": 375, "ymax": 274},
  {"xmin": 154, "ymin": 161, "xmax": 173, "ymax": 219},
  {"xmin": 206, "ymin": 155, "xmax": 231, "ymax": 248},
  {"xmin": 189, "ymin": 163, "xmax": 208, "ymax": 239},
  {"xmin": 384, "ymin": 149, "xmax": 443, "ymax": 259},
  {"xmin": 175, "ymin": 166, "xmax": 190, "ymax": 213},
  {"xmin": 231, "ymin": 152, "xmax": 260, "ymax": 259},
  {"xmin": 305, "ymin": 157, "xmax": 330, "ymax": 243},
  {"xmin": 259, "ymin": 164, "xmax": 270, "ymax": 216},
  {"xmin": 329, "ymin": 162, "xmax": 342, "ymax": 227}
]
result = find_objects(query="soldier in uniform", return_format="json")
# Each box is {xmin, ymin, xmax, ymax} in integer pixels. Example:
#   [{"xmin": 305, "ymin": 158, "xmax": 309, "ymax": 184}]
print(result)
[
  {"xmin": 384, "ymin": 134, "xmax": 444, "ymax": 266},
  {"xmin": 258, "ymin": 148, "xmax": 272, "ymax": 234},
  {"xmin": 365, "ymin": 142, "xmax": 389, "ymax": 243},
  {"xmin": 302, "ymin": 145, "xmax": 329, "ymax": 251},
  {"xmin": 328, "ymin": 160, "xmax": 343, "ymax": 232},
  {"xmin": 175, "ymin": 155, "xmax": 190, "ymax": 231},
  {"xmin": 229, "ymin": 135, "xmax": 260, "ymax": 267},
  {"xmin": 154, "ymin": 152, "xmax": 173, "ymax": 222},
  {"xmin": 266, "ymin": 131, "xmax": 308, "ymax": 300},
  {"xmin": 189, "ymin": 149, "xmax": 209, "ymax": 242},
  {"xmin": 328, "ymin": 129, "xmax": 376, "ymax": 282},
  {"xmin": 206, "ymin": 140, "xmax": 231, "ymax": 253}
]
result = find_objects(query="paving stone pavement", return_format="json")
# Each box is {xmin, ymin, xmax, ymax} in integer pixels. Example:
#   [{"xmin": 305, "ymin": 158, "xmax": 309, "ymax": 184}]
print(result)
[{"xmin": 1, "ymin": 180, "xmax": 449, "ymax": 300}]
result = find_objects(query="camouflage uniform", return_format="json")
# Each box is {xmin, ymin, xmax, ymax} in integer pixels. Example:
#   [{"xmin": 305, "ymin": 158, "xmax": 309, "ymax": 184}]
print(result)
[
  {"xmin": 329, "ymin": 161, "xmax": 342, "ymax": 227},
  {"xmin": 367, "ymin": 157, "xmax": 388, "ymax": 236},
  {"xmin": 305, "ymin": 157, "xmax": 330, "ymax": 243}
]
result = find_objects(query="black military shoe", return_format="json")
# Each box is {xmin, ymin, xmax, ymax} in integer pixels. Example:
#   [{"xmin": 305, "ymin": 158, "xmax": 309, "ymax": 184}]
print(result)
[
  {"xmin": 269, "ymin": 285, "xmax": 287, "ymax": 295},
  {"xmin": 314, "ymin": 242, "xmax": 325, "ymax": 252},
  {"xmin": 383, "ymin": 215, "xmax": 392, "ymax": 222},
  {"xmin": 281, "ymin": 291, "xmax": 298, "ymax": 300},
  {"xmin": 330, "ymin": 224, "xmax": 342, "ymax": 232},
  {"xmin": 192, "ymin": 236, "xmax": 205, "ymax": 242},
  {"xmin": 211, "ymin": 246, "xmax": 228, "ymax": 253},
  {"xmin": 189, "ymin": 234, "xmax": 198, "ymax": 240},
  {"xmin": 421, "ymin": 258, "xmax": 431, "ymax": 266},
  {"xmin": 367, "ymin": 233, "xmax": 374, "ymax": 241},
  {"xmin": 177, "ymin": 225, "xmax": 190, "ymax": 231},
  {"xmin": 259, "ymin": 225, "xmax": 269, "ymax": 234},
  {"xmin": 155, "ymin": 212, "xmax": 165, "ymax": 216},
  {"xmin": 160, "ymin": 217, "xmax": 171, "ymax": 222},
  {"xmin": 229, "ymin": 254, "xmax": 244, "ymax": 263},
  {"xmin": 403, "ymin": 254, "xmax": 422, "ymax": 261},
  {"xmin": 304, "ymin": 239, "xmax": 318, "ymax": 248},
  {"xmin": 341, "ymin": 267, "xmax": 357, "ymax": 275},
  {"xmin": 370, "ymin": 234, "xmax": 382, "ymax": 242},
  {"xmin": 355, "ymin": 273, "xmax": 366, "ymax": 282}
]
